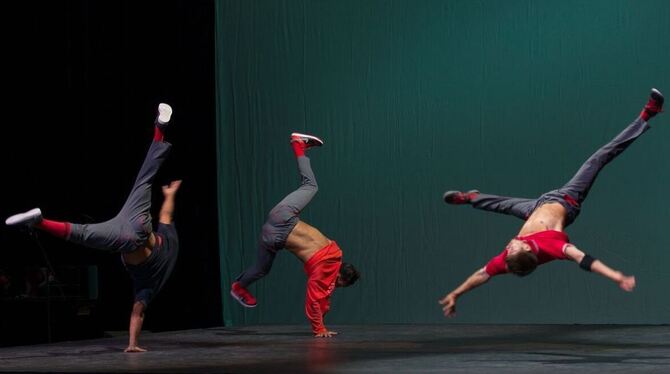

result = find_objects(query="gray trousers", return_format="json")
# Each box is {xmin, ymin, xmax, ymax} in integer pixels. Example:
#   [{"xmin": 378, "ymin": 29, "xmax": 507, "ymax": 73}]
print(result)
[
  {"xmin": 236, "ymin": 156, "xmax": 318, "ymax": 288},
  {"xmin": 470, "ymin": 117, "xmax": 650, "ymax": 226},
  {"xmin": 68, "ymin": 140, "xmax": 172, "ymax": 253}
]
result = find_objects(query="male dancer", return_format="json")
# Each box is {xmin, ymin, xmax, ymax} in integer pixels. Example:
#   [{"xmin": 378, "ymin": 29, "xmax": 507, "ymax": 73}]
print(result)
[
  {"xmin": 6, "ymin": 104, "xmax": 181, "ymax": 352},
  {"xmin": 439, "ymin": 89, "xmax": 664, "ymax": 317},
  {"xmin": 230, "ymin": 133, "xmax": 360, "ymax": 338}
]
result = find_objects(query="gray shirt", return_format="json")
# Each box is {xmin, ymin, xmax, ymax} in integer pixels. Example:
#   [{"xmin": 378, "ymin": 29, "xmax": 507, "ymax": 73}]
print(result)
[{"xmin": 124, "ymin": 223, "xmax": 179, "ymax": 307}]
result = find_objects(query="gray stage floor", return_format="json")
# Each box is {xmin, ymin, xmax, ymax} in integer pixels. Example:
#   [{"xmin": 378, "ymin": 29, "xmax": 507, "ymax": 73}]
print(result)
[{"xmin": 0, "ymin": 324, "xmax": 669, "ymax": 373}]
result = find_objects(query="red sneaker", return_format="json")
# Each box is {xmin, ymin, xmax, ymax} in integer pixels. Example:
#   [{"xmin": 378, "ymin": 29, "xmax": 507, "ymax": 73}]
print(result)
[
  {"xmin": 230, "ymin": 282, "xmax": 257, "ymax": 308},
  {"xmin": 290, "ymin": 132, "xmax": 324, "ymax": 149},
  {"xmin": 642, "ymin": 88, "xmax": 664, "ymax": 119},
  {"xmin": 443, "ymin": 190, "xmax": 480, "ymax": 205}
]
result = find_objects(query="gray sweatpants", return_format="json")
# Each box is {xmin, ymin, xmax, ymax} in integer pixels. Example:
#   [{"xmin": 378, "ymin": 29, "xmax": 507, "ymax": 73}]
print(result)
[
  {"xmin": 236, "ymin": 156, "xmax": 318, "ymax": 288},
  {"xmin": 67, "ymin": 140, "xmax": 172, "ymax": 253},
  {"xmin": 470, "ymin": 116, "xmax": 650, "ymax": 226}
]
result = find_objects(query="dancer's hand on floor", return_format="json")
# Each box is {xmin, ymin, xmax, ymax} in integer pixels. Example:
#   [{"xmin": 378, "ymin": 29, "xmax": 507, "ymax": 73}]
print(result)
[
  {"xmin": 124, "ymin": 345, "xmax": 147, "ymax": 353},
  {"xmin": 315, "ymin": 330, "xmax": 338, "ymax": 338},
  {"xmin": 618, "ymin": 275, "xmax": 636, "ymax": 292},
  {"xmin": 439, "ymin": 293, "xmax": 457, "ymax": 317}
]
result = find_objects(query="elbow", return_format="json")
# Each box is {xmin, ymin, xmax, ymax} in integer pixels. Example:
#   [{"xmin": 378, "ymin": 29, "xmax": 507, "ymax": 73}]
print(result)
[
  {"xmin": 578, "ymin": 254, "xmax": 596, "ymax": 272},
  {"xmin": 132, "ymin": 301, "xmax": 146, "ymax": 316},
  {"xmin": 476, "ymin": 268, "xmax": 490, "ymax": 282},
  {"xmin": 159, "ymin": 214, "xmax": 173, "ymax": 225}
]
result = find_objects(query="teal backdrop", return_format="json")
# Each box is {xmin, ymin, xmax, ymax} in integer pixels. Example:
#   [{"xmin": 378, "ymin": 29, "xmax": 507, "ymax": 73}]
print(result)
[{"xmin": 215, "ymin": 0, "xmax": 670, "ymax": 327}]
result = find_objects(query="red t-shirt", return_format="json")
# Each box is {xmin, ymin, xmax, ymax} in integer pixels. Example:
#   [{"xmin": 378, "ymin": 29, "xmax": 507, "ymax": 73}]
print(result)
[
  {"xmin": 304, "ymin": 241, "xmax": 342, "ymax": 334},
  {"xmin": 485, "ymin": 230, "xmax": 570, "ymax": 276}
]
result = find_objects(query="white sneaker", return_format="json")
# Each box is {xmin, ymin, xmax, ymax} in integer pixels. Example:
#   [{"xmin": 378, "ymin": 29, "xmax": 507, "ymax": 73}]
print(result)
[
  {"xmin": 157, "ymin": 103, "xmax": 173, "ymax": 125},
  {"xmin": 290, "ymin": 132, "xmax": 324, "ymax": 148},
  {"xmin": 6, "ymin": 208, "xmax": 42, "ymax": 226}
]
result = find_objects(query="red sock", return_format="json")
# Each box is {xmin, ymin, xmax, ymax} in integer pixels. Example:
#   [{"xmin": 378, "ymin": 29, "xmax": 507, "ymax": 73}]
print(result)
[
  {"xmin": 153, "ymin": 126, "xmax": 164, "ymax": 142},
  {"xmin": 640, "ymin": 109, "xmax": 650, "ymax": 122},
  {"xmin": 36, "ymin": 219, "xmax": 71, "ymax": 239},
  {"xmin": 291, "ymin": 141, "xmax": 306, "ymax": 157}
]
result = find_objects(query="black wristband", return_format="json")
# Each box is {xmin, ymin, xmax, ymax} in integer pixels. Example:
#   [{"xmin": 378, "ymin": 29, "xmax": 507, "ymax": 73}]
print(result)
[{"xmin": 579, "ymin": 254, "xmax": 596, "ymax": 271}]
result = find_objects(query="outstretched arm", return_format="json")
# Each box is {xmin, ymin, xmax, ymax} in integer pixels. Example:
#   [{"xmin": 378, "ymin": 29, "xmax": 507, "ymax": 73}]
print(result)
[
  {"xmin": 564, "ymin": 244, "xmax": 636, "ymax": 292},
  {"xmin": 125, "ymin": 301, "xmax": 147, "ymax": 353},
  {"xmin": 159, "ymin": 180, "xmax": 182, "ymax": 224},
  {"xmin": 438, "ymin": 267, "xmax": 490, "ymax": 317},
  {"xmin": 306, "ymin": 298, "xmax": 337, "ymax": 338}
]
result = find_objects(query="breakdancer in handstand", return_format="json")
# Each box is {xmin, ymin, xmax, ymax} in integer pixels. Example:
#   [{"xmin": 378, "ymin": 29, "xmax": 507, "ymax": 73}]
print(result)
[
  {"xmin": 230, "ymin": 133, "xmax": 360, "ymax": 337},
  {"xmin": 439, "ymin": 89, "xmax": 664, "ymax": 317},
  {"xmin": 6, "ymin": 103, "xmax": 181, "ymax": 352}
]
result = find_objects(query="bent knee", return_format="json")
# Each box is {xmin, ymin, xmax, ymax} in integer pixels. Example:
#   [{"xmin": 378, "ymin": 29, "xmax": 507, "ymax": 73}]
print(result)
[{"xmin": 267, "ymin": 205, "xmax": 296, "ymax": 224}]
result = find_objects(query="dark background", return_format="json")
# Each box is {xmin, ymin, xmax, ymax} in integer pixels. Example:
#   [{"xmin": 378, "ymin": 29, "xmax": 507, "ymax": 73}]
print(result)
[{"xmin": 1, "ymin": 0, "xmax": 220, "ymax": 346}]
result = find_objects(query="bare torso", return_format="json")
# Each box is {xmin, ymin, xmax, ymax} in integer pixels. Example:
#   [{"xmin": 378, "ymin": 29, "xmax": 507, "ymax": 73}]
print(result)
[
  {"xmin": 122, "ymin": 233, "xmax": 157, "ymax": 266},
  {"xmin": 517, "ymin": 202, "xmax": 567, "ymax": 236},
  {"xmin": 285, "ymin": 220, "xmax": 330, "ymax": 263}
]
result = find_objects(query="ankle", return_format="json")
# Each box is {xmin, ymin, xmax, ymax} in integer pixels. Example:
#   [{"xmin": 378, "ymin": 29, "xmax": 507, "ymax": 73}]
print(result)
[
  {"xmin": 36, "ymin": 219, "xmax": 71, "ymax": 239},
  {"xmin": 291, "ymin": 141, "xmax": 306, "ymax": 157},
  {"xmin": 153, "ymin": 126, "xmax": 164, "ymax": 142}
]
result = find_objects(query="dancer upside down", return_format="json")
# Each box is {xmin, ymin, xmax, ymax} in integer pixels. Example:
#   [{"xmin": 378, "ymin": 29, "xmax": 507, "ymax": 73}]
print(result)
[
  {"xmin": 230, "ymin": 133, "xmax": 360, "ymax": 338},
  {"xmin": 6, "ymin": 104, "xmax": 181, "ymax": 352},
  {"xmin": 439, "ymin": 89, "xmax": 664, "ymax": 317}
]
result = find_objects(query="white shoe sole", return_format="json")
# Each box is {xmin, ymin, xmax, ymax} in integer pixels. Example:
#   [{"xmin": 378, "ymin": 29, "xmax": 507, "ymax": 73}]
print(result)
[
  {"xmin": 6, "ymin": 208, "xmax": 42, "ymax": 226},
  {"xmin": 230, "ymin": 290, "xmax": 257, "ymax": 308},
  {"xmin": 157, "ymin": 103, "xmax": 173, "ymax": 124},
  {"xmin": 290, "ymin": 132, "xmax": 324, "ymax": 146}
]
